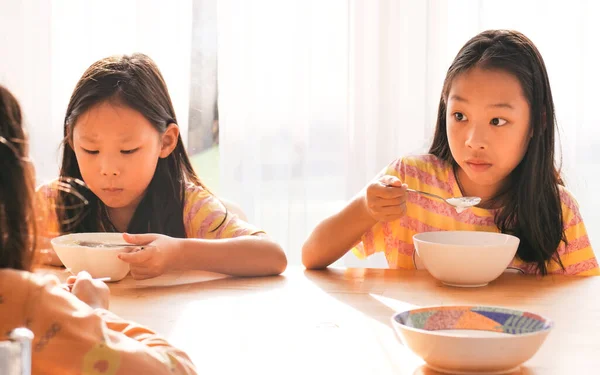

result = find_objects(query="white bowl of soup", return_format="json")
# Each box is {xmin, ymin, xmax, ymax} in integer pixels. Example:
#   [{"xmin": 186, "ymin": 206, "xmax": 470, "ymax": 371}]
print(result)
[
  {"xmin": 392, "ymin": 305, "xmax": 553, "ymax": 374},
  {"xmin": 413, "ymin": 231, "xmax": 519, "ymax": 287},
  {"xmin": 50, "ymin": 233, "xmax": 132, "ymax": 281}
]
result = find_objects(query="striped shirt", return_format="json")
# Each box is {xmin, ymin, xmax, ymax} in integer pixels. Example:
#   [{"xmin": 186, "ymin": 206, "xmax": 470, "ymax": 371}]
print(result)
[
  {"xmin": 353, "ymin": 154, "xmax": 599, "ymax": 276},
  {"xmin": 35, "ymin": 182, "xmax": 261, "ymax": 241}
]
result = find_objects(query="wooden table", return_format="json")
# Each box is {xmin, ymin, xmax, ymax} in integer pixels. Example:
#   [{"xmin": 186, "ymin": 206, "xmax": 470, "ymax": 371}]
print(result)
[{"xmin": 39, "ymin": 266, "xmax": 600, "ymax": 375}]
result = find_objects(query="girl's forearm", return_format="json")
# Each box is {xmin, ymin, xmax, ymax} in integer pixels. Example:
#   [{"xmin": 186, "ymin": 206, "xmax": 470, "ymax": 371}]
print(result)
[
  {"xmin": 302, "ymin": 192, "xmax": 376, "ymax": 269},
  {"xmin": 175, "ymin": 235, "xmax": 287, "ymax": 276}
]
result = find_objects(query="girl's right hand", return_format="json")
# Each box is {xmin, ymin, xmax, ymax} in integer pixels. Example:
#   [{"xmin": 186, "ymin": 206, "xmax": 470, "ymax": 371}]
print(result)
[
  {"xmin": 364, "ymin": 175, "xmax": 408, "ymax": 222},
  {"xmin": 66, "ymin": 271, "xmax": 110, "ymax": 310}
]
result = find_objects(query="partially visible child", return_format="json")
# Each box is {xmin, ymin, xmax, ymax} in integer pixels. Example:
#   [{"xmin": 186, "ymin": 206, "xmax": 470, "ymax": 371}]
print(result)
[
  {"xmin": 0, "ymin": 85, "xmax": 197, "ymax": 374},
  {"xmin": 302, "ymin": 30, "xmax": 598, "ymax": 276},
  {"xmin": 37, "ymin": 53, "xmax": 287, "ymax": 279}
]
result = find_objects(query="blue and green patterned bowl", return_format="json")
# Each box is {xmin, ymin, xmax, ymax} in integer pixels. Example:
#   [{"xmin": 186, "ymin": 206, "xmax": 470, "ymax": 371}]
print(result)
[{"xmin": 391, "ymin": 305, "xmax": 553, "ymax": 374}]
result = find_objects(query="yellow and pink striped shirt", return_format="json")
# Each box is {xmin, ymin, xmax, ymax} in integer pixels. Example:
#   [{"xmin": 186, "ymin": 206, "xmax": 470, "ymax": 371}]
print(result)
[
  {"xmin": 35, "ymin": 182, "xmax": 262, "ymax": 241},
  {"xmin": 353, "ymin": 154, "xmax": 599, "ymax": 276}
]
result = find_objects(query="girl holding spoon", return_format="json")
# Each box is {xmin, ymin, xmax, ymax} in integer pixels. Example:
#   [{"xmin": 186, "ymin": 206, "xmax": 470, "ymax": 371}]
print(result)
[{"xmin": 302, "ymin": 30, "xmax": 598, "ymax": 276}]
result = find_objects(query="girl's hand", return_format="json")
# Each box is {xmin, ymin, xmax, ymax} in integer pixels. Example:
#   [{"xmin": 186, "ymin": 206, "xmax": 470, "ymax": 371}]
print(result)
[
  {"xmin": 66, "ymin": 271, "xmax": 110, "ymax": 310},
  {"xmin": 118, "ymin": 233, "xmax": 182, "ymax": 280},
  {"xmin": 364, "ymin": 175, "xmax": 408, "ymax": 222}
]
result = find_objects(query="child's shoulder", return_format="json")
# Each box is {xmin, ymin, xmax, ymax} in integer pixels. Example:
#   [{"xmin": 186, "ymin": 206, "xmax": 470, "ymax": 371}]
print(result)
[
  {"xmin": 183, "ymin": 182, "xmax": 210, "ymax": 197},
  {"xmin": 385, "ymin": 154, "xmax": 451, "ymax": 176},
  {"xmin": 558, "ymin": 185, "xmax": 583, "ymax": 219},
  {"xmin": 183, "ymin": 182, "xmax": 217, "ymax": 209},
  {"xmin": 401, "ymin": 154, "xmax": 449, "ymax": 168}
]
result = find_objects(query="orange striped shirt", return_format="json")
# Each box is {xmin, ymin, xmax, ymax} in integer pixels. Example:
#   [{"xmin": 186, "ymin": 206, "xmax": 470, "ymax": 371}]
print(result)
[{"xmin": 353, "ymin": 154, "xmax": 599, "ymax": 276}]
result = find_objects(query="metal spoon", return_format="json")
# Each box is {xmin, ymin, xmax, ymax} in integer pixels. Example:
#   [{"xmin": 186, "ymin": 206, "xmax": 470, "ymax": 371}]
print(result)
[
  {"xmin": 407, "ymin": 188, "xmax": 481, "ymax": 212},
  {"xmin": 73, "ymin": 241, "xmax": 139, "ymax": 248}
]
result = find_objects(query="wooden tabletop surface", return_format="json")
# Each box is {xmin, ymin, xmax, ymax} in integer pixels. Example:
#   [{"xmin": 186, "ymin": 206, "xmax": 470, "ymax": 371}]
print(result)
[{"xmin": 38, "ymin": 266, "xmax": 600, "ymax": 375}]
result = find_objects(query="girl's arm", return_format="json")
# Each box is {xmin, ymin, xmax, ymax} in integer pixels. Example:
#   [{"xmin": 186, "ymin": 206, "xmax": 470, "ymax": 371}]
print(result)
[
  {"xmin": 301, "ymin": 192, "xmax": 377, "ymax": 269},
  {"xmin": 135, "ymin": 185, "xmax": 287, "ymax": 277},
  {"xmin": 28, "ymin": 275, "xmax": 197, "ymax": 375},
  {"xmin": 176, "ymin": 233, "xmax": 287, "ymax": 276},
  {"xmin": 120, "ymin": 232, "xmax": 287, "ymax": 278},
  {"xmin": 302, "ymin": 176, "xmax": 408, "ymax": 270}
]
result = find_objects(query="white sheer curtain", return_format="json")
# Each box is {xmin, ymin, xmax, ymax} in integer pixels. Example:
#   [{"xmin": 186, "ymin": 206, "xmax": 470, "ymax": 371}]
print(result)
[
  {"xmin": 218, "ymin": 0, "xmax": 600, "ymax": 266},
  {"xmin": 0, "ymin": 0, "xmax": 192, "ymax": 183},
  {"xmin": 2, "ymin": 1, "xmax": 598, "ymax": 265},
  {"xmin": 217, "ymin": 0, "xmax": 352, "ymax": 265}
]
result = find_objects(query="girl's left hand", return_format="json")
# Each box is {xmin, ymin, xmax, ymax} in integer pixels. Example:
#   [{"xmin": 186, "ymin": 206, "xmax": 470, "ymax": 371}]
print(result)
[
  {"xmin": 65, "ymin": 271, "xmax": 110, "ymax": 309},
  {"xmin": 118, "ymin": 233, "xmax": 182, "ymax": 280}
]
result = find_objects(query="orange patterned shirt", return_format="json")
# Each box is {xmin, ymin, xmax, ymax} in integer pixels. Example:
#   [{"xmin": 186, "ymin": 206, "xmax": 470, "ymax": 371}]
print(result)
[{"xmin": 0, "ymin": 269, "xmax": 196, "ymax": 374}]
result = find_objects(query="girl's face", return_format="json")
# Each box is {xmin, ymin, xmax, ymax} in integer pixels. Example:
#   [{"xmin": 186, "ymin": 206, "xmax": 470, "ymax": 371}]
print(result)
[
  {"xmin": 72, "ymin": 101, "xmax": 178, "ymax": 211},
  {"xmin": 446, "ymin": 67, "xmax": 531, "ymax": 201}
]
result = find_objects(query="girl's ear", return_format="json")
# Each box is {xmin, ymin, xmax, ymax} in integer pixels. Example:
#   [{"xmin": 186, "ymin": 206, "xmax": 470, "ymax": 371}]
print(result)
[{"xmin": 159, "ymin": 123, "xmax": 180, "ymax": 158}]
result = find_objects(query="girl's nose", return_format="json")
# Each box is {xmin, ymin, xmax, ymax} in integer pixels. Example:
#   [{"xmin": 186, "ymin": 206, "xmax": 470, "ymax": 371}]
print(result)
[
  {"xmin": 100, "ymin": 158, "xmax": 120, "ymax": 176},
  {"xmin": 465, "ymin": 124, "xmax": 488, "ymax": 150}
]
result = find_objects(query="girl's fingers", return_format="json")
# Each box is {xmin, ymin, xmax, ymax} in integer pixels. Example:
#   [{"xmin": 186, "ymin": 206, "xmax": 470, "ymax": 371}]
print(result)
[
  {"xmin": 379, "ymin": 175, "xmax": 403, "ymax": 187},
  {"xmin": 118, "ymin": 248, "xmax": 152, "ymax": 264},
  {"xmin": 123, "ymin": 232, "xmax": 158, "ymax": 245},
  {"xmin": 373, "ymin": 183, "xmax": 407, "ymax": 199},
  {"xmin": 374, "ymin": 196, "xmax": 406, "ymax": 208}
]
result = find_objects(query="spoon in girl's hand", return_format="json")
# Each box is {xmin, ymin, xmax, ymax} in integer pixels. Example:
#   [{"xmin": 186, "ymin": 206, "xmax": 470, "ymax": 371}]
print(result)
[
  {"xmin": 74, "ymin": 241, "xmax": 140, "ymax": 248},
  {"xmin": 384, "ymin": 184, "xmax": 481, "ymax": 212},
  {"xmin": 407, "ymin": 188, "xmax": 481, "ymax": 212}
]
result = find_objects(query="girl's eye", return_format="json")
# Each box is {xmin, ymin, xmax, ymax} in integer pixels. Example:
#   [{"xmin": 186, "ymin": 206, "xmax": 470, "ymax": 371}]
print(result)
[
  {"xmin": 120, "ymin": 148, "xmax": 139, "ymax": 155},
  {"xmin": 490, "ymin": 118, "xmax": 507, "ymax": 126},
  {"xmin": 453, "ymin": 112, "xmax": 468, "ymax": 122},
  {"xmin": 81, "ymin": 148, "xmax": 99, "ymax": 155}
]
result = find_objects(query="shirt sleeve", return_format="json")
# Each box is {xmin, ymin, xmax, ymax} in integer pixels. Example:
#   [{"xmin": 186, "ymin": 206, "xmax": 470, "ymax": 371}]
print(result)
[
  {"xmin": 183, "ymin": 184, "xmax": 264, "ymax": 240},
  {"xmin": 548, "ymin": 189, "xmax": 599, "ymax": 276},
  {"xmin": 27, "ymin": 275, "xmax": 197, "ymax": 375}
]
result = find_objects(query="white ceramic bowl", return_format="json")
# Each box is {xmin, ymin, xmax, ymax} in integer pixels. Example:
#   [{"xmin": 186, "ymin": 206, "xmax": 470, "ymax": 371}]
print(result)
[
  {"xmin": 413, "ymin": 231, "xmax": 519, "ymax": 287},
  {"xmin": 392, "ymin": 305, "xmax": 553, "ymax": 374},
  {"xmin": 50, "ymin": 233, "xmax": 131, "ymax": 281}
]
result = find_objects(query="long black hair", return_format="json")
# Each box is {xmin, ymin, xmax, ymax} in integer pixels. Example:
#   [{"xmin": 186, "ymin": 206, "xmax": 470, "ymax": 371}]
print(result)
[
  {"xmin": 429, "ymin": 30, "xmax": 565, "ymax": 275},
  {"xmin": 58, "ymin": 53, "xmax": 207, "ymax": 238},
  {"xmin": 0, "ymin": 86, "xmax": 36, "ymax": 270}
]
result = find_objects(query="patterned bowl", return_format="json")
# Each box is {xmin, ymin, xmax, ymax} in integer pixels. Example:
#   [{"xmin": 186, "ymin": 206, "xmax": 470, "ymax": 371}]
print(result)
[{"xmin": 391, "ymin": 306, "xmax": 553, "ymax": 374}]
